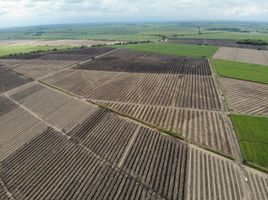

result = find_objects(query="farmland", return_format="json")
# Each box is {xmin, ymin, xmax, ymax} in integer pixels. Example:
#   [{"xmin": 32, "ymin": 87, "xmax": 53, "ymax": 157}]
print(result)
[
  {"xmin": 167, "ymin": 38, "xmax": 268, "ymax": 50},
  {"xmin": 213, "ymin": 47, "xmax": 268, "ymax": 66},
  {"xmin": 231, "ymin": 114, "xmax": 268, "ymax": 171},
  {"xmin": 0, "ymin": 45, "xmax": 70, "ymax": 57},
  {"xmin": 213, "ymin": 59, "xmax": 268, "ymax": 84},
  {"xmin": 220, "ymin": 77, "xmax": 268, "ymax": 116},
  {"xmin": 0, "ymin": 44, "xmax": 268, "ymax": 200},
  {"xmin": 116, "ymin": 43, "xmax": 219, "ymax": 58},
  {"xmin": 42, "ymin": 48, "xmax": 239, "ymax": 157}
]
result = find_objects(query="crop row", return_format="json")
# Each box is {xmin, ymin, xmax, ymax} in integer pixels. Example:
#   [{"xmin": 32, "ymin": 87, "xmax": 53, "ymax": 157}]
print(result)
[
  {"xmin": 76, "ymin": 49, "xmax": 211, "ymax": 75},
  {"xmin": 121, "ymin": 127, "xmax": 188, "ymax": 200},
  {"xmin": 69, "ymin": 109, "xmax": 139, "ymax": 164},
  {"xmin": 0, "ymin": 128, "xmax": 164, "ymax": 200},
  {"xmin": 44, "ymin": 71, "xmax": 223, "ymax": 110},
  {"xmin": 0, "ymin": 100, "xmax": 47, "ymax": 161},
  {"xmin": 0, "ymin": 103, "xmax": 267, "ymax": 199},
  {"xmin": 0, "ymin": 95, "xmax": 17, "ymax": 116},
  {"xmin": 0, "ymin": 68, "xmax": 31, "ymax": 94},
  {"xmin": 8, "ymin": 83, "xmax": 98, "ymax": 133},
  {"xmin": 96, "ymin": 101, "xmax": 234, "ymax": 156},
  {"xmin": 186, "ymin": 147, "xmax": 268, "ymax": 200},
  {"xmin": 221, "ymin": 77, "xmax": 268, "ymax": 116}
]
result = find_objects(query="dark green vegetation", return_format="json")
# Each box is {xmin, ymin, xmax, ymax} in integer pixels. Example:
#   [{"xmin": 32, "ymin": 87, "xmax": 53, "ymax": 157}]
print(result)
[
  {"xmin": 231, "ymin": 114, "xmax": 268, "ymax": 171},
  {"xmin": 1, "ymin": 21, "xmax": 268, "ymax": 42},
  {"xmin": 0, "ymin": 45, "xmax": 71, "ymax": 57},
  {"xmin": 213, "ymin": 59, "xmax": 268, "ymax": 84},
  {"xmin": 116, "ymin": 43, "xmax": 218, "ymax": 58},
  {"xmin": 237, "ymin": 39, "xmax": 268, "ymax": 45}
]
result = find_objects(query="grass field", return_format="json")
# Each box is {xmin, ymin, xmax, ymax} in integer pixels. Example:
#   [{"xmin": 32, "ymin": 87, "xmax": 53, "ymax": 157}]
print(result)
[
  {"xmin": 231, "ymin": 114, "xmax": 268, "ymax": 171},
  {"xmin": 0, "ymin": 45, "xmax": 71, "ymax": 57},
  {"xmin": 213, "ymin": 59, "xmax": 268, "ymax": 84},
  {"xmin": 116, "ymin": 43, "xmax": 219, "ymax": 58}
]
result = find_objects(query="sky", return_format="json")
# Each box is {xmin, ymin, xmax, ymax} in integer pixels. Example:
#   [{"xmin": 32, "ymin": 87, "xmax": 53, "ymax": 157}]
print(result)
[{"xmin": 0, "ymin": 0, "xmax": 268, "ymax": 27}]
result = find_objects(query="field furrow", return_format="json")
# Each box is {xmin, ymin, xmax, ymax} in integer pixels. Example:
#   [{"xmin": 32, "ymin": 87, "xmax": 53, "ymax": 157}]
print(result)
[
  {"xmin": 8, "ymin": 83, "xmax": 98, "ymax": 133},
  {"xmin": 96, "ymin": 101, "xmax": 234, "ymax": 156},
  {"xmin": 220, "ymin": 77, "xmax": 268, "ymax": 116}
]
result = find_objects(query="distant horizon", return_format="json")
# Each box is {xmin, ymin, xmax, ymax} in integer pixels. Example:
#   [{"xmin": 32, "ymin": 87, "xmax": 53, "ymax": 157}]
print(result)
[
  {"xmin": 1, "ymin": 20, "xmax": 268, "ymax": 29},
  {"xmin": 1, "ymin": 0, "xmax": 268, "ymax": 28}
]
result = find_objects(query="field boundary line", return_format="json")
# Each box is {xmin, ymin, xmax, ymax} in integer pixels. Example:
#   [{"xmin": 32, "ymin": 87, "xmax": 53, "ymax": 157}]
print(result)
[
  {"xmin": 4, "ymin": 93, "xmax": 64, "ymax": 134},
  {"xmin": 208, "ymin": 59, "xmax": 243, "ymax": 163},
  {"xmin": 0, "ymin": 176, "xmax": 15, "ymax": 200},
  {"xmin": 117, "ymin": 125, "xmax": 141, "ymax": 168},
  {"xmin": 39, "ymin": 80, "xmax": 239, "ymax": 161},
  {"xmin": 92, "ymin": 100, "xmax": 224, "ymax": 114},
  {"xmin": 39, "ymin": 48, "xmax": 120, "ymax": 80}
]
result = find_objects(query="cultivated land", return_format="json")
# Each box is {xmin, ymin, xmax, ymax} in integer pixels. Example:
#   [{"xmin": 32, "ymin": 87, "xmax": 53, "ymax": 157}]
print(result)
[
  {"xmin": 0, "ymin": 45, "xmax": 70, "ymax": 57},
  {"xmin": 220, "ymin": 77, "xmax": 268, "ymax": 116},
  {"xmin": 0, "ymin": 45, "xmax": 267, "ymax": 200},
  {"xmin": 231, "ymin": 114, "xmax": 268, "ymax": 171},
  {"xmin": 0, "ymin": 39, "xmax": 116, "ymax": 47},
  {"xmin": 213, "ymin": 47, "xmax": 268, "ymax": 66},
  {"xmin": 213, "ymin": 59, "xmax": 268, "ymax": 84},
  {"xmin": 42, "ymin": 48, "xmax": 239, "ymax": 157},
  {"xmin": 116, "ymin": 43, "xmax": 219, "ymax": 58},
  {"xmin": 167, "ymin": 38, "xmax": 268, "ymax": 50}
]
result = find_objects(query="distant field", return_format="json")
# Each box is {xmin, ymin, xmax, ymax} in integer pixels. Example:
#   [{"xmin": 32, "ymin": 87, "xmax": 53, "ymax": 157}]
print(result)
[
  {"xmin": 116, "ymin": 43, "xmax": 219, "ymax": 58},
  {"xmin": 231, "ymin": 114, "xmax": 268, "ymax": 171},
  {"xmin": 0, "ymin": 45, "xmax": 70, "ymax": 57},
  {"xmin": 213, "ymin": 59, "xmax": 268, "ymax": 84},
  {"xmin": 178, "ymin": 32, "xmax": 268, "ymax": 42}
]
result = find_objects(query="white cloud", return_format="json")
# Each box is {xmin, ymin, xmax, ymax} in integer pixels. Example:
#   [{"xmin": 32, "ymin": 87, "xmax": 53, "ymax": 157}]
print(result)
[
  {"xmin": 226, "ymin": 5, "xmax": 268, "ymax": 16},
  {"xmin": 0, "ymin": 0, "xmax": 268, "ymax": 27}
]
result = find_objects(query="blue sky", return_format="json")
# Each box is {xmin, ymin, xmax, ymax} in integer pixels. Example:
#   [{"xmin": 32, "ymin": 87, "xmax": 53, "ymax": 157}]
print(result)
[{"xmin": 0, "ymin": 0, "xmax": 268, "ymax": 27}]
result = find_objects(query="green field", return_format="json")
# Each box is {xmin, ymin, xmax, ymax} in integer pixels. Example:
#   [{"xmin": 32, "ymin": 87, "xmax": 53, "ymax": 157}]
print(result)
[
  {"xmin": 1, "ymin": 22, "xmax": 268, "ymax": 42},
  {"xmin": 0, "ymin": 45, "xmax": 71, "ymax": 57},
  {"xmin": 231, "ymin": 114, "xmax": 268, "ymax": 171},
  {"xmin": 116, "ymin": 43, "xmax": 219, "ymax": 58},
  {"xmin": 213, "ymin": 59, "xmax": 268, "ymax": 84}
]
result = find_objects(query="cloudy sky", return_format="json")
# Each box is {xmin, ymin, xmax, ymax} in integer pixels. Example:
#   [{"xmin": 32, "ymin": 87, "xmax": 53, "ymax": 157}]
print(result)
[{"xmin": 0, "ymin": 0, "xmax": 268, "ymax": 27}]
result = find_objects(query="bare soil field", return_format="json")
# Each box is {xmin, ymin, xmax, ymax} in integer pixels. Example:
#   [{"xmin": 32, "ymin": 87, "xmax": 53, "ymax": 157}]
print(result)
[
  {"xmin": 0, "ymin": 67, "xmax": 32, "ymax": 94},
  {"xmin": 186, "ymin": 146, "xmax": 268, "ymax": 200},
  {"xmin": 0, "ymin": 39, "xmax": 118, "ymax": 47},
  {"xmin": 7, "ymin": 83, "xmax": 98, "ymax": 133},
  {"xmin": 69, "ymin": 109, "xmax": 140, "ymax": 164},
  {"xmin": 0, "ymin": 111, "xmax": 267, "ymax": 200},
  {"xmin": 95, "ymin": 101, "xmax": 234, "ymax": 156},
  {"xmin": 44, "ymin": 70, "xmax": 222, "ymax": 110},
  {"xmin": 220, "ymin": 77, "xmax": 268, "ymax": 116},
  {"xmin": 168, "ymin": 38, "xmax": 268, "ymax": 50},
  {"xmin": 0, "ymin": 95, "xmax": 47, "ymax": 161},
  {"xmin": 213, "ymin": 47, "xmax": 268, "ymax": 66},
  {"xmin": 0, "ymin": 47, "xmax": 115, "ymax": 79},
  {"xmin": 76, "ymin": 49, "xmax": 211, "ymax": 75}
]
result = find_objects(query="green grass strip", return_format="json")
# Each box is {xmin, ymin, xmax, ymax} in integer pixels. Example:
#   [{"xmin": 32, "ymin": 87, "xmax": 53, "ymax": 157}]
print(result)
[{"xmin": 213, "ymin": 59, "xmax": 268, "ymax": 84}]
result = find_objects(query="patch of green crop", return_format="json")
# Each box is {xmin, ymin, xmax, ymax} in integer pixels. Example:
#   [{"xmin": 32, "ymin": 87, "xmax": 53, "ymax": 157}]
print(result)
[
  {"xmin": 231, "ymin": 114, "xmax": 268, "ymax": 170},
  {"xmin": 213, "ymin": 59, "xmax": 268, "ymax": 84}
]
